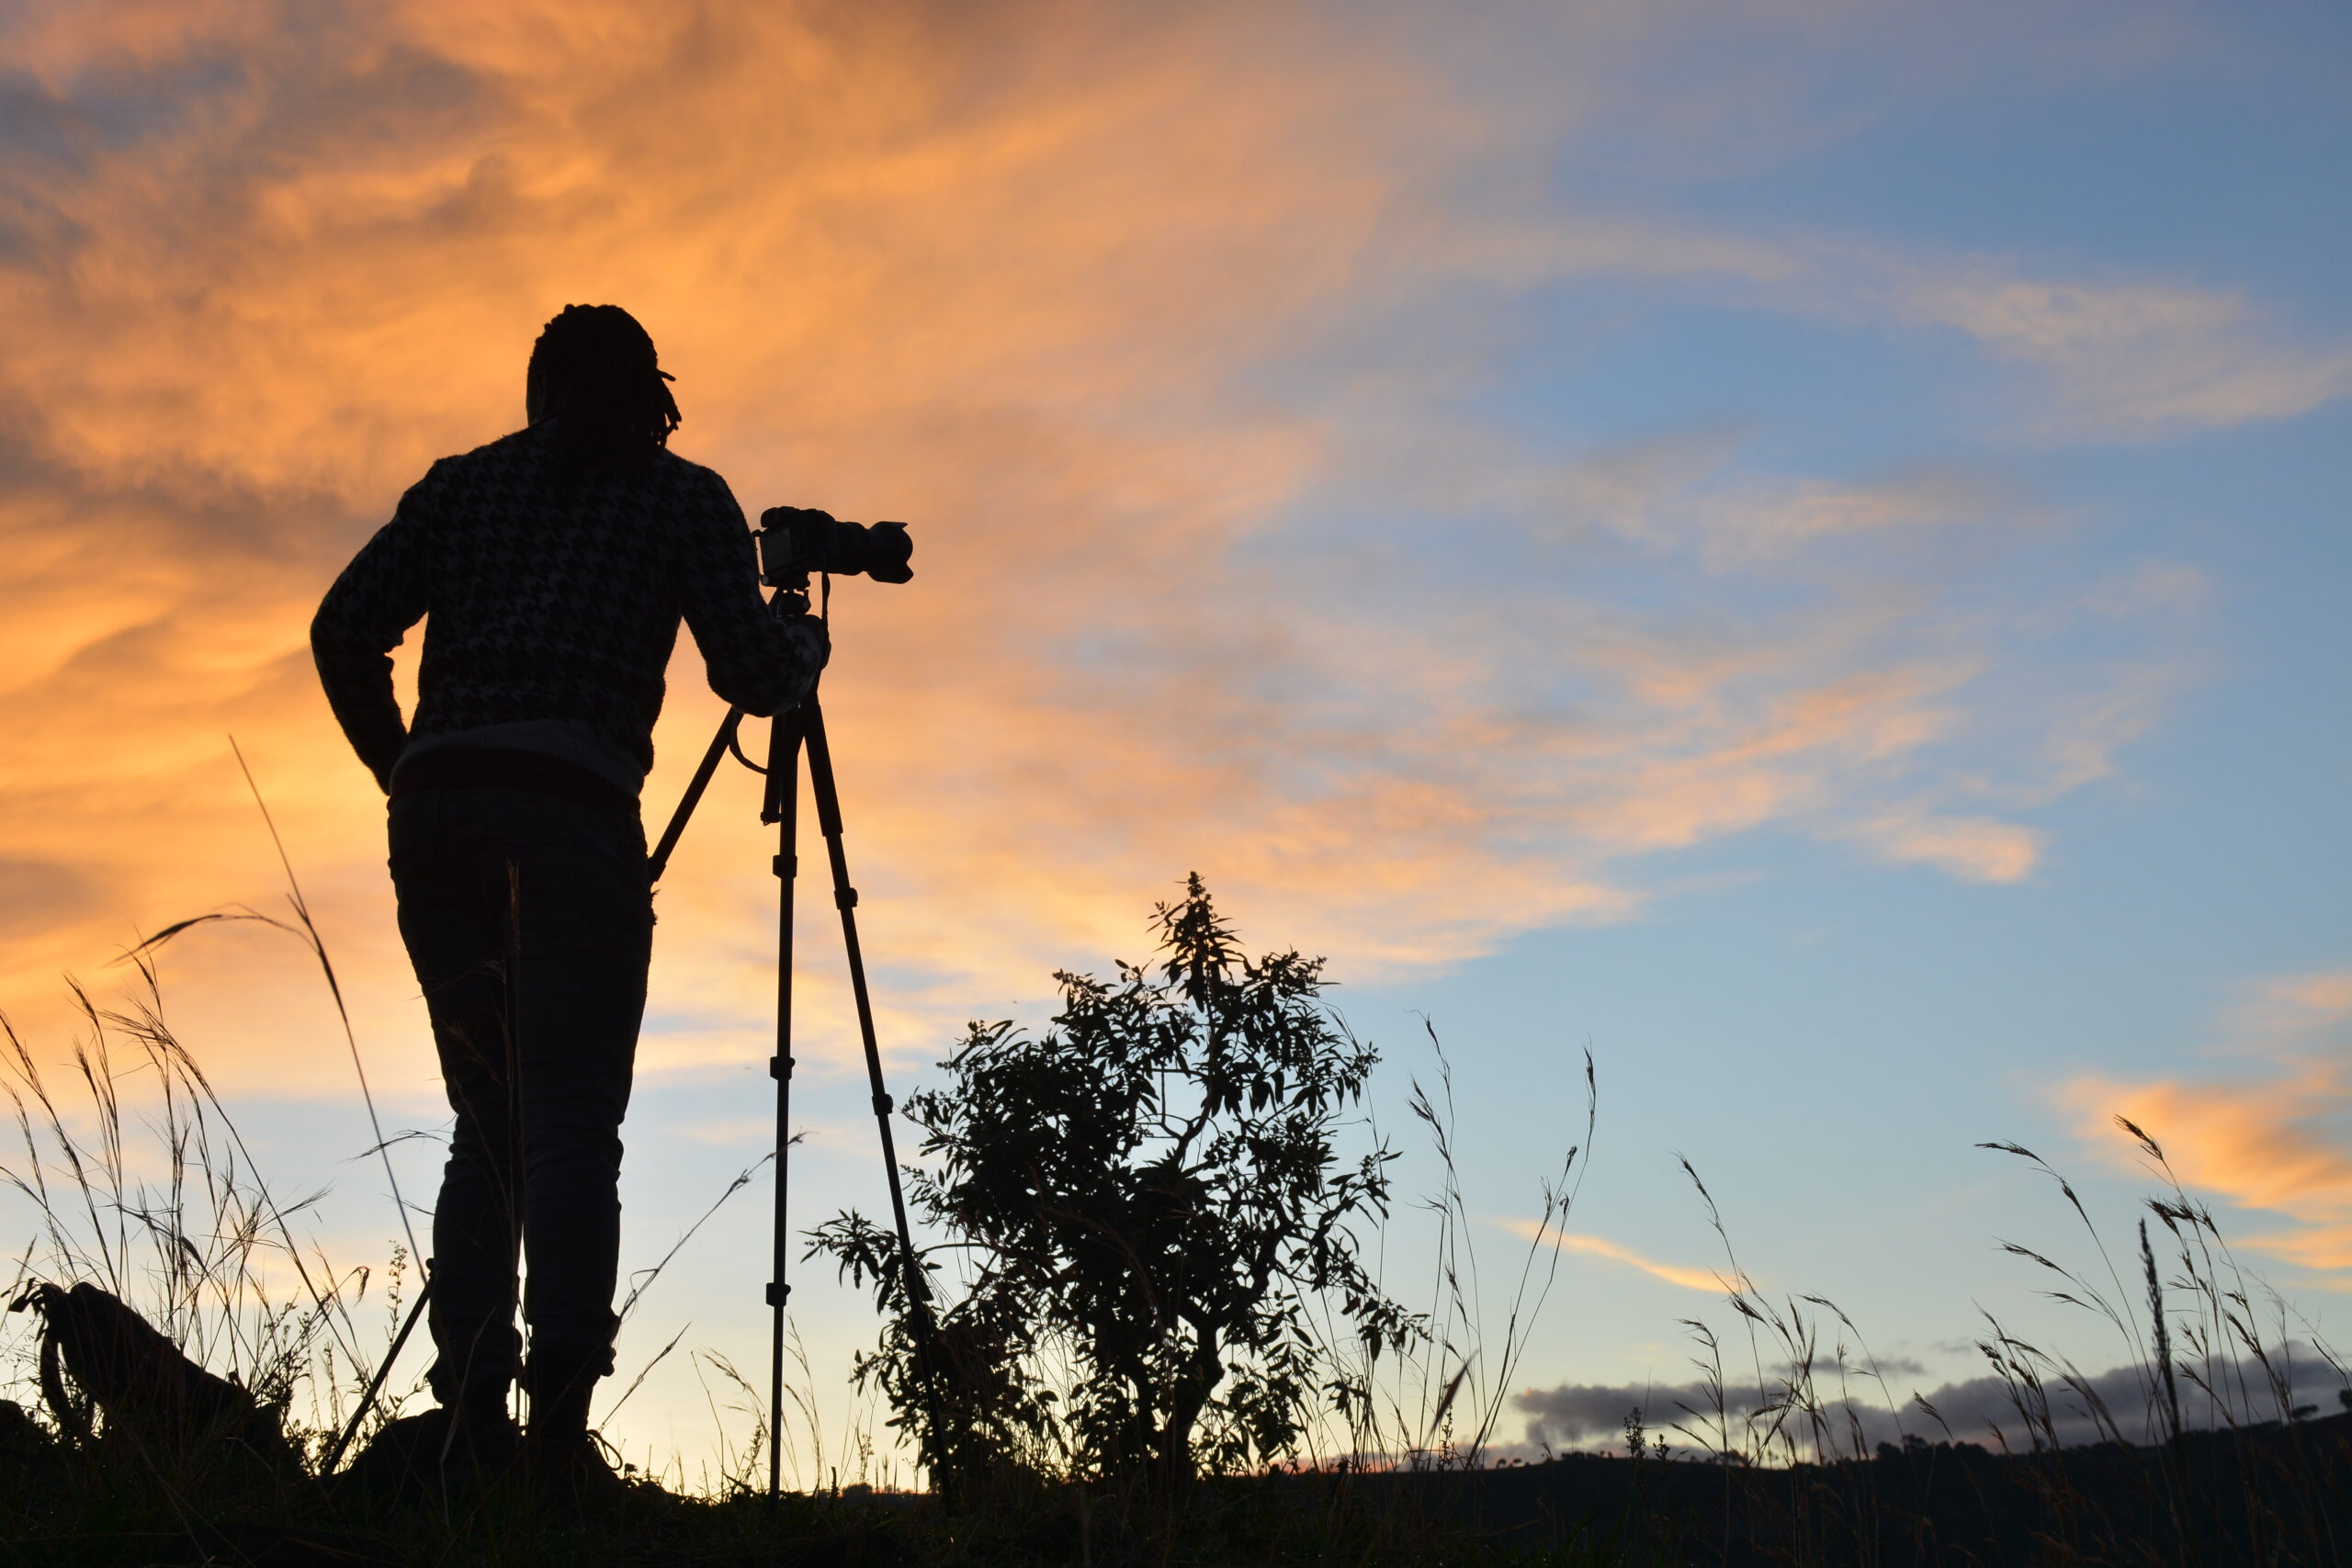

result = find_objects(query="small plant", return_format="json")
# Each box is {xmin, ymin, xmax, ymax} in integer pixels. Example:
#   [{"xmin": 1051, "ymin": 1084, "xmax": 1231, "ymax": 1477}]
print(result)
[{"xmin": 809, "ymin": 874, "xmax": 1425, "ymax": 1490}]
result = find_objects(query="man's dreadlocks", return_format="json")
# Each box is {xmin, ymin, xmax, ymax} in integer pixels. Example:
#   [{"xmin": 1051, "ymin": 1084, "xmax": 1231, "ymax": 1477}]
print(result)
[{"xmin": 526, "ymin": 304, "xmax": 684, "ymax": 490}]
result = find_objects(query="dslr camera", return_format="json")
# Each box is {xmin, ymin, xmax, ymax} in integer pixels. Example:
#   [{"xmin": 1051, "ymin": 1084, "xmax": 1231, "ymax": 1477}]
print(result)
[{"xmin": 757, "ymin": 507, "xmax": 913, "ymax": 586}]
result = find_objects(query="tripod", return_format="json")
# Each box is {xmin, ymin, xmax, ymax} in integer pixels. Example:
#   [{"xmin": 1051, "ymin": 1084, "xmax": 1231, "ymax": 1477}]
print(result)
[{"xmin": 649, "ymin": 584, "xmax": 953, "ymax": 1506}]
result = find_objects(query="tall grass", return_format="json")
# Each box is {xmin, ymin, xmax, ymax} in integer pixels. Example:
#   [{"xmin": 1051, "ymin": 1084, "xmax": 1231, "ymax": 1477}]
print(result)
[
  {"xmin": 1590, "ymin": 1130, "xmax": 2352, "ymax": 1567},
  {"xmin": 1, "ymin": 956, "xmax": 379, "ymax": 1454},
  {"xmin": 0, "ymin": 875, "xmax": 2342, "ymax": 1566},
  {"xmin": 1327, "ymin": 1021, "xmax": 1592, "ymax": 1474},
  {"xmin": 0, "ymin": 904, "xmax": 805, "ymax": 1528},
  {"xmin": 0, "ymin": 942, "xmax": 910, "ymax": 1564},
  {"xmin": 1955, "ymin": 1130, "xmax": 2347, "ymax": 1456}
]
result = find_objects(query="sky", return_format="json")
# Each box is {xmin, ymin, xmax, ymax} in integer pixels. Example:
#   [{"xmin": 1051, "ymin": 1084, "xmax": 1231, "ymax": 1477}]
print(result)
[{"xmin": 0, "ymin": 0, "xmax": 2346, "ymax": 1478}]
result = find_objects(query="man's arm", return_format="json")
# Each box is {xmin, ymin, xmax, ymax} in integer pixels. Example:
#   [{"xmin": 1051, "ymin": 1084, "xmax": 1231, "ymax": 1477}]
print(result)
[
  {"xmin": 311, "ymin": 469, "xmax": 436, "ymax": 792},
  {"xmin": 678, "ymin": 473, "xmax": 828, "ymax": 716}
]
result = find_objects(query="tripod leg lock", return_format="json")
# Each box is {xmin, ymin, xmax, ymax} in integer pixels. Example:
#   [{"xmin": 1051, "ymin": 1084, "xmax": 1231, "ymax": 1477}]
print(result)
[
  {"xmin": 765, "ymin": 1282, "xmax": 791, "ymax": 1307},
  {"xmin": 773, "ymin": 854, "xmax": 797, "ymax": 879},
  {"xmin": 872, "ymin": 1092, "xmax": 893, "ymax": 1115},
  {"xmin": 770, "ymin": 1055, "xmax": 795, "ymax": 1080},
  {"xmin": 835, "ymin": 886, "xmax": 858, "ymax": 909}
]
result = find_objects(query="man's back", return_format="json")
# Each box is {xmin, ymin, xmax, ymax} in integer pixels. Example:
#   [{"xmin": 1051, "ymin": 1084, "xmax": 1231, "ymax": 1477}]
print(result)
[{"xmin": 311, "ymin": 420, "xmax": 805, "ymax": 789}]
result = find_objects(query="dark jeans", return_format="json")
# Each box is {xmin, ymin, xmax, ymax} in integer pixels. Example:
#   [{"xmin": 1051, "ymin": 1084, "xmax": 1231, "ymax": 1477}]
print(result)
[{"xmin": 388, "ymin": 785, "xmax": 650, "ymax": 1405}]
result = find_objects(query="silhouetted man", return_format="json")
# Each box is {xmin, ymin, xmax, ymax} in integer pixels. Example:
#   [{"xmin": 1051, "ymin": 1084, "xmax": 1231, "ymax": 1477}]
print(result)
[{"xmin": 312, "ymin": 305, "xmax": 826, "ymax": 1495}]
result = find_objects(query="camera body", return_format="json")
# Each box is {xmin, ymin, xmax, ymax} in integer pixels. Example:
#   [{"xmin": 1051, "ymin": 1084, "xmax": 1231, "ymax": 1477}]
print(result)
[{"xmin": 757, "ymin": 507, "xmax": 913, "ymax": 585}]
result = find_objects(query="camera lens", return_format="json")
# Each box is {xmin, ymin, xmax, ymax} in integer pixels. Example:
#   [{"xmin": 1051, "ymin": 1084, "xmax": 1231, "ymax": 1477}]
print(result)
[
  {"xmin": 856, "ymin": 522, "xmax": 913, "ymax": 583},
  {"xmin": 755, "ymin": 510, "xmax": 914, "ymax": 585}
]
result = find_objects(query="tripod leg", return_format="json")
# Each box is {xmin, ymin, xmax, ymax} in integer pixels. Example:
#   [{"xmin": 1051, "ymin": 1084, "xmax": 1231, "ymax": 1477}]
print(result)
[
  {"xmin": 650, "ymin": 708, "xmax": 744, "ymax": 886},
  {"xmin": 764, "ymin": 705, "xmax": 807, "ymax": 1510},
  {"xmin": 800, "ymin": 699, "xmax": 956, "ymax": 1498}
]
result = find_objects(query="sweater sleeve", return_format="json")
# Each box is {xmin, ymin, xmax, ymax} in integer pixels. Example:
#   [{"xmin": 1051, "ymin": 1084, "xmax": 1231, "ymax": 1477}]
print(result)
[
  {"xmin": 311, "ymin": 465, "xmax": 438, "ymax": 790},
  {"xmin": 677, "ymin": 471, "xmax": 825, "ymax": 716}
]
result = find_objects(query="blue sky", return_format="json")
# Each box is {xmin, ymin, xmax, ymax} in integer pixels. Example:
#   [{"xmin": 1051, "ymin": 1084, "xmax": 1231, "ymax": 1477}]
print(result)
[{"xmin": 0, "ymin": 0, "xmax": 2344, "ymax": 1472}]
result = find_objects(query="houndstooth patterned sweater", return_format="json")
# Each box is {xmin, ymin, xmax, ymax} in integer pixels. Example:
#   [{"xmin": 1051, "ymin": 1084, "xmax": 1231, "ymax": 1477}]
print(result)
[{"xmin": 311, "ymin": 423, "xmax": 820, "ymax": 792}]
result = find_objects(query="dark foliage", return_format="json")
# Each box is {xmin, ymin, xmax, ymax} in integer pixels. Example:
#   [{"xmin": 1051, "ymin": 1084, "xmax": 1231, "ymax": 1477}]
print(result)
[{"xmin": 809, "ymin": 875, "xmax": 1422, "ymax": 1489}]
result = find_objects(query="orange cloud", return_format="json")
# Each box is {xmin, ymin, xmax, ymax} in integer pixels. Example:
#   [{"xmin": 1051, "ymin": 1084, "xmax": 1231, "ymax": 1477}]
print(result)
[
  {"xmin": 0, "ymin": 0, "xmax": 2221, "ymax": 1107},
  {"xmin": 1839, "ymin": 809, "xmax": 2043, "ymax": 884},
  {"xmin": 2058, "ymin": 970, "xmax": 2352, "ymax": 1274},
  {"xmin": 1493, "ymin": 1219, "xmax": 1723, "ymax": 1293}
]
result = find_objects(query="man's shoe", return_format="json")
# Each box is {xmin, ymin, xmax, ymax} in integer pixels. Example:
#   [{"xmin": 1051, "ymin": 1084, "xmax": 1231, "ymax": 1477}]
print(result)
[
  {"xmin": 525, "ymin": 1428, "xmax": 630, "ymax": 1511},
  {"xmin": 336, "ymin": 1402, "xmax": 522, "ymax": 1506},
  {"xmin": 441, "ymin": 1400, "xmax": 524, "ymax": 1495}
]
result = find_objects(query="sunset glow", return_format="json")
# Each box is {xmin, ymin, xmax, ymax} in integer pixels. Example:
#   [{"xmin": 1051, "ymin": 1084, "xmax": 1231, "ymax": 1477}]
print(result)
[{"xmin": 1, "ymin": 0, "xmax": 2344, "ymax": 1469}]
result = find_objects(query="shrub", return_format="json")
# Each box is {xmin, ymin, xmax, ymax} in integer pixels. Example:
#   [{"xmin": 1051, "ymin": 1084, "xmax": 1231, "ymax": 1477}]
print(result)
[{"xmin": 809, "ymin": 875, "xmax": 1422, "ymax": 1490}]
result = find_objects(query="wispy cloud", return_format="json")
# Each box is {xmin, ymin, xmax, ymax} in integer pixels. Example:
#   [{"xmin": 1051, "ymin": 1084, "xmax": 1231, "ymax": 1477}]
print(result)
[
  {"xmin": 1451, "ymin": 210, "xmax": 2352, "ymax": 439},
  {"xmin": 2057, "ymin": 969, "xmax": 2352, "ymax": 1274},
  {"xmin": 1495, "ymin": 1218, "xmax": 1722, "ymax": 1292},
  {"xmin": 0, "ymin": 0, "xmax": 2239, "ymax": 1089},
  {"xmin": 1837, "ymin": 809, "xmax": 2043, "ymax": 884},
  {"xmin": 1890, "ymin": 268, "xmax": 2352, "ymax": 437}
]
